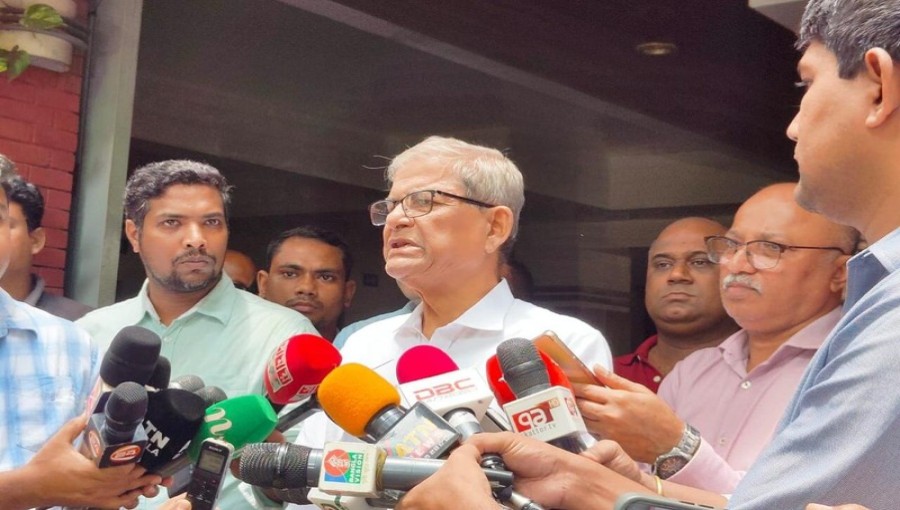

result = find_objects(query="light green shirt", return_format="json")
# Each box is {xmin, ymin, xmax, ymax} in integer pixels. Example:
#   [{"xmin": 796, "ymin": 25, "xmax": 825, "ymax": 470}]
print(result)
[{"xmin": 77, "ymin": 273, "xmax": 317, "ymax": 509}]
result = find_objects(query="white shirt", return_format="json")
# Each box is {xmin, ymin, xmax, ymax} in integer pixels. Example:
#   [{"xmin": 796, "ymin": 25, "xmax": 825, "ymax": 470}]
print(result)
[{"xmin": 286, "ymin": 280, "xmax": 612, "ymax": 510}]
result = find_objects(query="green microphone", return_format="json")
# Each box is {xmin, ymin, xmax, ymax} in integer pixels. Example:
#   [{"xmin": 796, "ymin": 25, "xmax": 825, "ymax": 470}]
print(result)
[{"xmin": 188, "ymin": 394, "xmax": 278, "ymax": 460}]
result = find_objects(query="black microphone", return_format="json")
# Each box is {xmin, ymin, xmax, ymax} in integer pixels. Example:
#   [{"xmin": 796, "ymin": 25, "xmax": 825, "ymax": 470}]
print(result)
[
  {"xmin": 147, "ymin": 356, "xmax": 172, "ymax": 391},
  {"xmin": 85, "ymin": 326, "xmax": 161, "ymax": 415},
  {"xmin": 497, "ymin": 338, "xmax": 590, "ymax": 454},
  {"xmin": 195, "ymin": 386, "xmax": 228, "ymax": 408},
  {"xmin": 80, "ymin": 381, "xmax": 149, "ymax": 468},
  {"xmin": 239, "ymin": 442, "xmax": 514, "ymax": 501},
  {"xmin": 170, "ymin": 374, "xmax": 205, "ymax": 392},
  {"xmin": 138, "ymin": 388, "xmax": 207, "ymax": 475}
]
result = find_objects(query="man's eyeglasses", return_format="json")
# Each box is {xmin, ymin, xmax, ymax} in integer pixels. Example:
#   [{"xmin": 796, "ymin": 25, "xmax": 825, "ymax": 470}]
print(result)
[
  {"xmin": 369, "ymin": 189, "xmax": 496, "ymax": 226},
  {"xmin": 704, "ymin": 235, "xmax": 847, "ymax": 270}
]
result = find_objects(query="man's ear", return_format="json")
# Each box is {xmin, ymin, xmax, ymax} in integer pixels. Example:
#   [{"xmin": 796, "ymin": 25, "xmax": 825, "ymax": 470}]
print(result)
[
  {"xmin": 257, "ymin": 270, "xmax": 269, "ymax": 298},
  {"xmin": 124, "ymin": 219, "xmax": 141, "ymax": 253},
  {"xmin": 830, "ymin": 254, "xmax": 850, "ymax": 295},
  {"xmin": 29, "ymin": 226, "xmax": 46, "ymax": 256},
  {"xmin": 343, "ymin": 280, "xmax": 357, "ymax": 309},
  {"xmin": 484, "ymin": 206, "xmax": 514, "ymax": 255},
  {"xmin": 864, "ymin": 48, "xmax": 900, "ymax": 128}
]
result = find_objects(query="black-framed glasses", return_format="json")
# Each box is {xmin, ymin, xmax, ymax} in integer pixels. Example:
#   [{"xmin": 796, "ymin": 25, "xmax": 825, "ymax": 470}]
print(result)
[
  {"xmin": 368, "ymin": 189, "xmax": 496, "ymax": 226},
  {"xmin": 704, "ymin": 235, "xmax": 847, "ymax": 270}
]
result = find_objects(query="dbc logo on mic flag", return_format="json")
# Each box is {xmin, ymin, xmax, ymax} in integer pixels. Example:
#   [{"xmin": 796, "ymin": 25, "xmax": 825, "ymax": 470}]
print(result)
[
  {"xmin": 322, "ymin": 449, "xmax": 364, "ymax": 484},
  {"xmin": 512, "ymin": 399, "xmax": 556, "ymax": 432},
  {"xmin": 412, "ymin": 378, "xmax": 476, "ymax": 401}
]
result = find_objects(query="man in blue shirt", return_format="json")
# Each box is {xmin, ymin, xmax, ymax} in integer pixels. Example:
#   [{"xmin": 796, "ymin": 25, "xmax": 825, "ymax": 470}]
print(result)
[{"xmin": 0, "ymin": 172, "xmax": 163, "ymax": 508}]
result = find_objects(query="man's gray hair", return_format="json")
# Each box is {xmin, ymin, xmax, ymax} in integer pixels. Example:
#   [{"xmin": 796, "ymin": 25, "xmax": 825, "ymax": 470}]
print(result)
[
  {"xmin": 124, "ymin": 160, "xmax": 233, "ymax": 229},
  {"xmin": 798, "ymin": 0, "xmax": 900, "ymax": 79},
  {"xmin": 386, "ymin": 136, "xmax": 525, "ymax": 255}
]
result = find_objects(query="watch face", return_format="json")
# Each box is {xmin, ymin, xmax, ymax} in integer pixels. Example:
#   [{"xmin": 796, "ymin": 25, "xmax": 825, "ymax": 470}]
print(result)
[{"xmin": 657, "ymin": 456, "xmax": 688, "ymax": 478}]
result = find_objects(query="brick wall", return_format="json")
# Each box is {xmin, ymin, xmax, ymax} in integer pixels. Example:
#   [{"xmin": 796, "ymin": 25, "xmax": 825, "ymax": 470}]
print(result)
[{"xmin": 0, "ymin": 0, "xmax": 89, "ymax": 295}]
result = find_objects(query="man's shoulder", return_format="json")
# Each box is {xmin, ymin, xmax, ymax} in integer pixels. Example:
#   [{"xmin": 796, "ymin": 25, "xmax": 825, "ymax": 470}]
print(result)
[
  {"xmin": 342, "ymin": 311, "xmax": 411, "ymax": 351},
  {"xmin": 36, "ymin": 292, "xmax": 93, "ymax": 321},
  {"xmin": 7, "ymin": 298, "xmax": 92, "ymax": 344},
  {"xmin": 75, "ymin": 297, "xmax": 142, "ymax": 340},
  {"xmin": 508, "ymin": 299, "xmax": 602, "ymax": 336}
]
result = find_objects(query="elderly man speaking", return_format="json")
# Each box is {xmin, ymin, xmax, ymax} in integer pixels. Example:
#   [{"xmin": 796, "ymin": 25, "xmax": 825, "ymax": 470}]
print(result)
[{"xmin": 285, "ymin": 136, "xmax": 611, "ymax": 509}]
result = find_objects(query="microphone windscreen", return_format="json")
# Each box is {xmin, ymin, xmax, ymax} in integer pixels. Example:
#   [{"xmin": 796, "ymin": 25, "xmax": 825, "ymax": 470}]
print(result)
[
  {"xmin": 170, "ymin": 374, "xmax": 205, "ymax": 392},
  {"xmin": 104, "ymin": 382, "xmax": 148, "ymax": 442},
  {"xmin": 101, "ymin": 326, "xmax": 162, "ymax": 386},
  {"xmin": 239, "ymin": 442, "xmax": 311, "ymax": 488},
  {"xmin": 195, "ymin": 386, "xmax": 228, "ymax": 408},
  {"xmin": 139, "ymin": 388, "xmax": 206, "ymax": 471},
  {"xmin": 147, "ymin": 356, "xmax": 171, "ymax": 390},
  {"xmin": 486, "ymin": 350, "xmax": 570, "ymax": 405},
  {"xmin": 264, "ymin": 334, "xmax": 342, "ymax": 405},
  {"xmin": 318, "ymin": 363, "xmax": 400, "ymax": 438},
  {"xmin": 497, "ymin": 338, "xmax": 550, "ymax": 396},
  {"xmin": 188, "ymin": 394, "xmax": 278, "ymax": 460},
  {"xmin": 396, "ymin": 345, "xmax": 459, "ymax": 383}
]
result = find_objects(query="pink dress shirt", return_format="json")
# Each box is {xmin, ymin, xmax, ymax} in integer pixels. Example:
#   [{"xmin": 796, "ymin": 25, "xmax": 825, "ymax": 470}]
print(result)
[{"xmin": 658, "ymin": 307, "xmax": 841, "ymax": 493}]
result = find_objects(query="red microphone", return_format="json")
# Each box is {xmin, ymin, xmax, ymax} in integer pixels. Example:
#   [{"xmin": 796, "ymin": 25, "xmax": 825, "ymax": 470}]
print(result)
[
  {"xmin": 396, "ymin": 345, "xmax": 494, "ymax": 423},
  {"xmin": 485, "ymin": 350, "xmax": 571, "ymax": 406},
  {"xmin": 263, "ymin": 334, "xmax": 341, "ymax": 408},
  {"xmin": 262, "ymin": 334, "xmax": 342, "ymax": 432}
]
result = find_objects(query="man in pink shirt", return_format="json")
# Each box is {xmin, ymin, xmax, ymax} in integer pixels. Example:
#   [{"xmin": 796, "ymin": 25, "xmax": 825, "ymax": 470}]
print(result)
[
  {"xmin": 575, "ymin": 182, "xmax": 858, "ymax": 493},
  {"xmin": 615, "ymin": 217, "xmax": 739, "ymax": 392}
]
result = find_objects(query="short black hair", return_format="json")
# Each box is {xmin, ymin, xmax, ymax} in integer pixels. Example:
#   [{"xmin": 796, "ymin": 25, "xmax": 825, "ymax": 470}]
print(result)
[
  {"xmin": 124, "ymin": 160, "xmax": 233, "ymax": 229},
  {"xmin": 265, "ymin": 225, "xmax": 354, "ymax": 278},
  {"xmin": 1, "ymin": 177, "xmax": 44, "ymax": 231}
]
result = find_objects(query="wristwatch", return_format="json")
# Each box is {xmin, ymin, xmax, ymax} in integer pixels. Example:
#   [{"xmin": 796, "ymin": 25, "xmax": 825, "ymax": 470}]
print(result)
[{"xmin": 653, "ymin": 423, "xmax": 701, "ymax": 479}]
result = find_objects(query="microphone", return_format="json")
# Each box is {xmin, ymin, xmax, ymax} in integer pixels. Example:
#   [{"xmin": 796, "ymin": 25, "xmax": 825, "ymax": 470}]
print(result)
[
  {"xmin": 80, "ymin": 381, "xmax": 149, "ymax": 467},
  {"xmin": 262, "ymin": 334, "xmax": 341, "ymax": 432},
  {"xmin": 170, "ymin": 374, "xmax": 206, "ymax": 392},
  {"xmin": 239, "ymin": 442, "xmax": 513, "ymax": 500},
  {"xmin": 496, "ymin": 338, "xmax": 590, "ymax": 454},
  {"xmin": 195, "ymin": 386, "xmax": 228, "ymax": 408},
  {"xmin": 397, "ymin": 346, "xmax": 544, "ymax": 510},
  {"xmin": 318, "ymin": 363, "xmax": 460, "ymax": 456},
  {"xmin": 147, "ymin": 356, "xmax": 171, "ymax": 391},
  {"xmin": 138, "ymin": 388, "xmax": 207, "ymax": 475},
  {"xmin": 85, "ymin": 326, "xmax": 161, "ymax": 414},
  {"xmin": 485, "ymin": 349, "xmax": 572, "ymax": 406},
  {"xmin": 187, "ymin": 394, "xmax": 279, "ymax": 461},
  {"xmin": 264, "ymin": 334, "xmax": 341, "ymax": 411}
]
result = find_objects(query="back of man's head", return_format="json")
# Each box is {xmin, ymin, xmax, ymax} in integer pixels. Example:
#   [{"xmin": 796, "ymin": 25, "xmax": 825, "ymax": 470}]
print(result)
[
  {"xmin": 387, "ymin": 136, "xmax": 525, "ymax": 256},
  {"xmin": 798, "ymin": 0, "xmax": 900, "ymax": 78},
  {"xmin": 124, "ymin": 160, "xmax": 233, "ymax": 229}
]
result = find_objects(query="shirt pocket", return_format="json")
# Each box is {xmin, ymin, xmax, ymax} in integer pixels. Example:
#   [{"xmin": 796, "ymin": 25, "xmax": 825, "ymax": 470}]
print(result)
[{"xmin": 14, "ymin": 375, "xmax": 77, "ymax": 453}]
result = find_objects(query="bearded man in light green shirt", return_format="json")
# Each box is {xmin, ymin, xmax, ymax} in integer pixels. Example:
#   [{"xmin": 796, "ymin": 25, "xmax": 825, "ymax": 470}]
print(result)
[{"xmin": 77, "ymin": 160, "xmax": 317, "ymax": 509}]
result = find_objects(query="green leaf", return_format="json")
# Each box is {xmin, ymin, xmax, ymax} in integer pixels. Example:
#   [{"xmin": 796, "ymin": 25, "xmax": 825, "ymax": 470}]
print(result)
[
  {"xmin": 8, "ymin": 47, "xmax": 29, "ymax": 79},
  {"xmin": 0, "ymin": 58, "xmax": 8, "ymax": 74},
  {"xmin": 20, "ymin": 3, "xmax": 64, "ymax": 30}
]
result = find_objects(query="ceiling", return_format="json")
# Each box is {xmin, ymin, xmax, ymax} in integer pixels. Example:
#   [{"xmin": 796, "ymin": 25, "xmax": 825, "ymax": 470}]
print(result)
[{"xmin": 128, "ymin": 0, "xmax": 806, "ymax": 316}]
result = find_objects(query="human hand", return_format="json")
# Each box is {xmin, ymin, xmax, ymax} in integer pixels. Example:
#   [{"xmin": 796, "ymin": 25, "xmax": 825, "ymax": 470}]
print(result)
[
  {"xmin": 573, "ymin": 365, "xmax": 684, "ymax": 463},
  {"xmin": 466, "ymin": 432, "xmax": 651, "ymax": 509},
  {"xmin": 580, "ymin": 439, "xmax": 655, "ymax": 489},
  {"xmin": 18, "ymin": 416, "xmax": 162, "ymax": 509},
  {"xmin": 159, "ymin": 494, "xmax": 192, "ymax": 510},
  {"xmin": 396, "ymin": 444, "xmax": 499, "ymax": 510}
]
